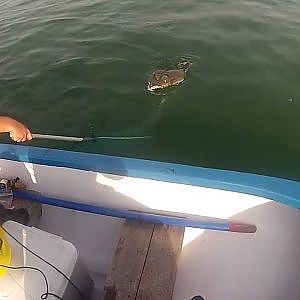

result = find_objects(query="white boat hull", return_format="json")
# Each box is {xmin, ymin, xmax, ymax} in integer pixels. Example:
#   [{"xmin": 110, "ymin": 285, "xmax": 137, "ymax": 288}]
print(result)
[{"xmin": 0, "ymin": 144, "xmax": 300, "ymax": 299}]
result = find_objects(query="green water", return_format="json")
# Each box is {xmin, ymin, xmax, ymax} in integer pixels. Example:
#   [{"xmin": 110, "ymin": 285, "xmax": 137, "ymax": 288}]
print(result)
[{"xmin": 1, "ymin": 0, "xmax": 300, "ymax": 180}]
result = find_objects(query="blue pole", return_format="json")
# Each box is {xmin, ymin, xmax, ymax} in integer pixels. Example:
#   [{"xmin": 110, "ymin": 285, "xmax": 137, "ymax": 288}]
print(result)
[{"xmin": 14, "ymin": 190, "xmax": 256, "ymax": 233}]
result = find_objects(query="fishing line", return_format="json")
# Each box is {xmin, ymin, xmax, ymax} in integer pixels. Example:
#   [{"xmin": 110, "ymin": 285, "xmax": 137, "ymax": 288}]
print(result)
[
  {"xmin": 0, "ymin": 224, "xmax": 86, "ymax": 299},
  {"xmin": 0, "ymin": 264, "xmax": 62, "ymax": 299}
]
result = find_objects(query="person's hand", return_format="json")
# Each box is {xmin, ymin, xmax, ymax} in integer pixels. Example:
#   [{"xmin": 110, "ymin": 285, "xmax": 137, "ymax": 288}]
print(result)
[
  {"xmin": 0, "ymin": 116, "xmax": 33, "ymax": 142},
  {"xmin": 9, "ymin": 120, "xmax": 33, "ymax": 142}
]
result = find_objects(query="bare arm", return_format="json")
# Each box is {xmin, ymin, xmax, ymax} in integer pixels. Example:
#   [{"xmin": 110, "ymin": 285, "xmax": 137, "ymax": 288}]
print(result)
[{"xmin": 0, "ymin": 116, "xmax": 33, "ymax": 142}]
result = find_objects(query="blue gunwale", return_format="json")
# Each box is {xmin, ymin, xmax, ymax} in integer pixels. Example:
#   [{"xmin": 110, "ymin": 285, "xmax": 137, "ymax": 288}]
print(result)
[{"xmin": 0, "ymin": 143, "xmax": 299, "ymax": 209}]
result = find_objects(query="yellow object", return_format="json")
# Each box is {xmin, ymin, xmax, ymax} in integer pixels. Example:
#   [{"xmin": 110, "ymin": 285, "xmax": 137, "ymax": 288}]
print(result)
[{"xmin": 0, "ymin": 227, "xmax": 11, "ymax": 277}]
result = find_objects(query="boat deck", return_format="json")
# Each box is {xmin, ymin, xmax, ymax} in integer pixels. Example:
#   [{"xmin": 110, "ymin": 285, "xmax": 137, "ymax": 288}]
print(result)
[{"xmin": 36, "ymin": 199, "xmax": 300, "ymax": 300}]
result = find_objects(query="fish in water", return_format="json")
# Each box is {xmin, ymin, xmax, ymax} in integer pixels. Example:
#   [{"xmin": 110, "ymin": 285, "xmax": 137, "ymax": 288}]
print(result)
[{"xmin": 147, "ymin": 61, "xmax": 190, "ymax": 92}]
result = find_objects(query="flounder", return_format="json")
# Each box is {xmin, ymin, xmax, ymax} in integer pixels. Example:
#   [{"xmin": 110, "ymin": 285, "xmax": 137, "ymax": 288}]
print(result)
[{"xmin": 147, "ymin": 61, "xmax": 190, "ymax": 92}]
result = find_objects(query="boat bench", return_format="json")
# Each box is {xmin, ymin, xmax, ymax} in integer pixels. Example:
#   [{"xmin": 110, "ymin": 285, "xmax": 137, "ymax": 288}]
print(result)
[{"xmin": 102, "ymin": 220, "xmax": 184, "ymax": 300}]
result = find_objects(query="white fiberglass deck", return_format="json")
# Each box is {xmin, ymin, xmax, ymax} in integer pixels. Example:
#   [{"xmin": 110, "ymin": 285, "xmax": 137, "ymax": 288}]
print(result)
[{"xmin": 174, "ymin": 201, "xmax": 300, "ymax": 300}]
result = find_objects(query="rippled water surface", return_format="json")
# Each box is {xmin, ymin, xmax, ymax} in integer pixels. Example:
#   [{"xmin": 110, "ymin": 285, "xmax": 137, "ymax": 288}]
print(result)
[{"xmin": 1, "ymin": 0, "xmax": 300, "ymax": 180}]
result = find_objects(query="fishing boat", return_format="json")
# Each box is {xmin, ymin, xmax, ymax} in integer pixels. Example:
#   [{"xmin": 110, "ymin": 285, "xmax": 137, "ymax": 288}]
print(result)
[{"xmin": 0, "ymin": 142, "xmax": 300, "ymax": 300}]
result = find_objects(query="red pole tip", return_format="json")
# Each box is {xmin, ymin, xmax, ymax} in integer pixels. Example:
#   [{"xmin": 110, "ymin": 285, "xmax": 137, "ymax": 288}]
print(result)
[{"xmin": 229, "ymin": 223, "xmax": 257, "ymax": 233}]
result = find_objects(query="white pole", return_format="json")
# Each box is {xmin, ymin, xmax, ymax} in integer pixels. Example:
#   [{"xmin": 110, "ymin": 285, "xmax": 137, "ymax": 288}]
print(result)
[{"xmin": 32, "ymin": 134, "xmax": 83, "ymax": 142}]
